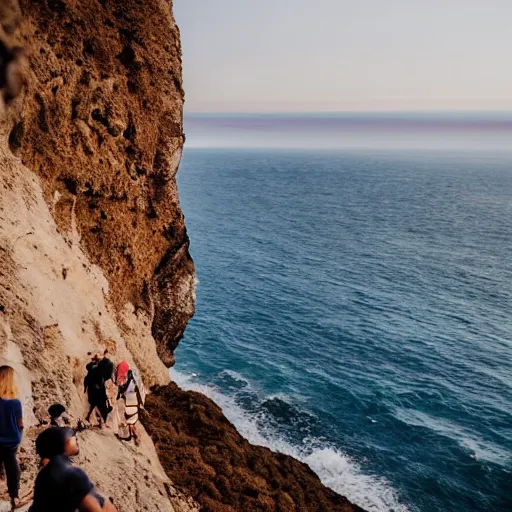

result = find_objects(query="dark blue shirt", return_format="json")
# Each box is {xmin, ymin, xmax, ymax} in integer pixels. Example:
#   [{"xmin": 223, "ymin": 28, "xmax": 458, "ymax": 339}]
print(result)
[
  {"xmin": 30, "ymin": 455, "xmax": 95, "ymax": 512},
  {"xmin": 0, "ymin": 398, "xmax": 22, "ymax": 446}
]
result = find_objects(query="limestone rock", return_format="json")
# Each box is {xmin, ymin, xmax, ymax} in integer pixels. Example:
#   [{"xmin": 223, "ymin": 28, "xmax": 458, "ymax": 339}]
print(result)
[{"xmin": 9, "ymin": 0, "xmax": 195, "ymax": 366}]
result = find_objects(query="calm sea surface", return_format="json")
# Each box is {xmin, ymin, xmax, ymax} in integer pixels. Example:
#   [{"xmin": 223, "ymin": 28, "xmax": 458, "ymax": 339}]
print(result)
[{"xmin": 174, "ymin": 115, "xmax": 512, "ymax": 512}]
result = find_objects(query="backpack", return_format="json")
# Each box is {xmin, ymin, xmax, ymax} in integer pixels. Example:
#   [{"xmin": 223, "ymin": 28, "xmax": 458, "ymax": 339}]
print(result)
[
  {"xmin": 115, "ymin": 361, "xmax": 129, "ymax": 386},
  {"xmin": 98, "ymin": 357, "xmax": 114, "ymax": 382},
  {"xmin": 86, "ymin": 363, "xmax": 105, "ymax": 392}
]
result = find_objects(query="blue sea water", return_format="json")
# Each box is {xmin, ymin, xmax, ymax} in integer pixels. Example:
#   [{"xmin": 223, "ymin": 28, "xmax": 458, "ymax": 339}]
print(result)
[{"xmin": 174, "ymin": 115, "xmax": 512, "ymax": 512}]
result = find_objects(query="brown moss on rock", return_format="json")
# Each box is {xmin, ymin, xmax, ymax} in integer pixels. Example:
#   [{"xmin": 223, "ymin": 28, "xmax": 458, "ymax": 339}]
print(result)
[
  {"xmin": 10, "ymin": 0, "xmax": 194, "ymax": 366},
  {"xmin": 142, "ymin": 383, "xmax": 366, "ymax": 512}
]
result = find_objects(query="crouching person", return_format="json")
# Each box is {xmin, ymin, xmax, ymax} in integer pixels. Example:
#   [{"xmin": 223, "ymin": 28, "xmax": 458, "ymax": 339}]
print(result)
[{"xmin": 30, "ymin": 427, "xmax": 117, "ymax": 512}]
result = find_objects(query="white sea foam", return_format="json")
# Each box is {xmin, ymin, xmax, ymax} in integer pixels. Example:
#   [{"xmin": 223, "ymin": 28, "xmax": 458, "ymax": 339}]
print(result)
[
  {"xmin": 394, "ymin": 408, "xmax": 510, "ymax": 467},
  {"xmin": 458, "ymin": 437, "xmax": 511, "ymax": 466},
  {"xmin": 218, "ymin": 368, "xmax": 253, "ymax": 388},
  {"xmin": 172, "ymin": 370, "xmax": 409, "ymax": 512}
]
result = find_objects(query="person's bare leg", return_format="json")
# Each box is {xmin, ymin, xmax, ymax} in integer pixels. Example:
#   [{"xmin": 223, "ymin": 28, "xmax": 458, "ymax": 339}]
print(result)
[{"xmin": 130, "ymin": 425, "xmax": 139, "ymax": 445}]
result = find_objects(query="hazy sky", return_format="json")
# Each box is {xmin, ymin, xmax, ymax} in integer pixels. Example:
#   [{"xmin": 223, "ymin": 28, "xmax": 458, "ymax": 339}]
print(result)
[{"xmin": 174, "ymin": 0, "xmax": 512, "ymax": 113}]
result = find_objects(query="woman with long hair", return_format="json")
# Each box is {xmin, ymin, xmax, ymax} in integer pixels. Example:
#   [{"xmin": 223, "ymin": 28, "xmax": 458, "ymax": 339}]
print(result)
[{"xmin": 0, "ymin": 365, "xmax": 25, "ymax": 509}]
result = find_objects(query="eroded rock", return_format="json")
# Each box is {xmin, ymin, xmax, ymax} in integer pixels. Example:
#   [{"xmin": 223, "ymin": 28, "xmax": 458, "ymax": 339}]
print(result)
[
  {"xmin": 9, "ymin": 0, "xmax": 194, "ymax": 366},
  {"xmin": 143, "ymin": 383, "xmax": 366, "ymax": 512}
]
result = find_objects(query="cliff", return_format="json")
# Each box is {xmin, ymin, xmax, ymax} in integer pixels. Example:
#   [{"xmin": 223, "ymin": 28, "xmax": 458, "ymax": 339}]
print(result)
[
  {"xmin": 10, "ymin": 0, "xmax": 195, "ymax": 370},
  {"xmin": 0, "ymin": 0, "xmax": 196, "ymax": 510},
  {"xmin": 0, "ymin": 2, "xmax": 363, "ymax": 511}
]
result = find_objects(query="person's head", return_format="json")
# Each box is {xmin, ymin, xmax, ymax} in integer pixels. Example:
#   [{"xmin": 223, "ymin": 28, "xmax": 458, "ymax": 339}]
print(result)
[
  {"xmin": 62, "ymin": 427, "xmax": 79, "ymax": 457},
  {"xmin": 0, "ymin": 365, "xmax": 18, "ymax": 400},
  {"xmin": 48, "ymin": 403, "xmax": 66, "ymax": 419},
  {"xmin": 36, "ymin": 427, "xmax": 66, "ymax": 460}
]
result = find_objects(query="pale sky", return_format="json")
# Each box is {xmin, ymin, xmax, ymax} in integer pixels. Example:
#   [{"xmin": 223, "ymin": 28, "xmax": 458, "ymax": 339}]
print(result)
[{"xmin": 174, "ymin": 0, "xmax": 512, "ymax": 113}]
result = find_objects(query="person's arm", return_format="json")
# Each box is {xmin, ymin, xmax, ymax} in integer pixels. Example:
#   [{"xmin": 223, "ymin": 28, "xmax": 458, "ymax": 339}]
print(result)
[
  {"xmin": 102, "ymin": 498, "xmax": 117, "ymax": 512},
  {"xmin": 79, "ymin": 494, "xmax": 117, "ymax": 512},
  {"xmin": 15, "ymin": 400, "xmax": 24, "ymax": 431},
  {"xmin": 79, "ymin": 494, "xmax": 103, "ymax": 512},
  {"xmin": 68, "ymin": 466, "xmax": 118, "ymax": 512},
  {"xmin": 68, "ymin": 467, "xmax": 102, "ymax": 512},
  {"xmin": 135, "ymin": 384, "xmax": 144, "ymax": 410}
]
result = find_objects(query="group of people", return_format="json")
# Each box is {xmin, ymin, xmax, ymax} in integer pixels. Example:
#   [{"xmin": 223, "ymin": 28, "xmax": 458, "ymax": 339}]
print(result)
[
  {"xmin": 83, "ymin": 350, "xmax": 145, "ymax": 443},
  {"xmin": 0, "ymin": 353, "xmax": 146, "ymax": 511}
]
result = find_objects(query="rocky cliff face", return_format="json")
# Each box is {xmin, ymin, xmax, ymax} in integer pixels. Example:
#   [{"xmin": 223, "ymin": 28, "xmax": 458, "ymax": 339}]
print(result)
[
  {"xmin": 0, "ymin": 0, "xmax": 196, "ymax": 510},
  {"xmin": 9, "ymin": 0, "xmax": 195, "ymax": 369}
]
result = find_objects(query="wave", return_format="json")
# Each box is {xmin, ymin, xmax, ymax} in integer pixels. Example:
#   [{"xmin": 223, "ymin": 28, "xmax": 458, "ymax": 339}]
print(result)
[
  {"xmin": 172, "ymin": 369, "xmax": 409, "ymax": 512},
  {"xmin": 394, "ymin": 408, "xmax": 511, "ymax": 467},
  {"xmin": 218, "ymin": 368, "xmax": 253, "ymax": 388}
]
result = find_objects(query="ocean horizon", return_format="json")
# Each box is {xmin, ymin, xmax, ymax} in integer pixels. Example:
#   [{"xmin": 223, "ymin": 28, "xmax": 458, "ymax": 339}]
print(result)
[
  {"xmin": 174, "ymin": 113, "xmax": 512, "ymax": 512},
  {"xmin": 183, "ymin": 112, "xmax": 512, "ymax": 153}
]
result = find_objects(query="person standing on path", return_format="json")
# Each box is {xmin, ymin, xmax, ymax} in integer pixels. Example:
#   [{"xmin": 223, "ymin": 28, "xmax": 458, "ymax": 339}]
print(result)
[
  {"xmin": 0, "ymin": 365, "xmax": 27, "ymax": 510},
  {"xmin": 97, "ymin": 350, "xmax": 118, "ymax": 432},
  {"xmin": 113, "ymin": 361, "xmax": 129, "ymax": 438},
  {"xmin": 117, "ymin": 369, "xmax": 144, "ymax": 445},
  {"xmin": 83, "ymin": 356, "xmax": 110, "ymax": 427}
]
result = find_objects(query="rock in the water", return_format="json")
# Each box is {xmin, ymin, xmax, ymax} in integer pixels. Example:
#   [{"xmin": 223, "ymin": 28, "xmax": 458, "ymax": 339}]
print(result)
[{"xmin": 143, "ymin": 383, "xmax": 366, "ymax": 512}]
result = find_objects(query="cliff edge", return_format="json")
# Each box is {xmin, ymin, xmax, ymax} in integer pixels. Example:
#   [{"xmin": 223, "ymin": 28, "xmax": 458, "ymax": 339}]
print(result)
[{"xmin": 143, "ymin": 383, "xmax": 366, "ymax": 512}]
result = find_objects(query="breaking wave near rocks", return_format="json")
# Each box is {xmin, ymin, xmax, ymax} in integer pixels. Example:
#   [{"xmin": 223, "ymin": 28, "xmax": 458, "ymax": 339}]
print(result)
[{"xmin": 173, "ymin": 370, "xmax": 409, "ymax": 512}]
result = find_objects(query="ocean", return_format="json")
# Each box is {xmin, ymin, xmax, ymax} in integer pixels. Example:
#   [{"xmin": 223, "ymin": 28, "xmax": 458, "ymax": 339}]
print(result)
[{"xmin": 174, "ymin": 114, "xmax": 512, "ymax": 512}]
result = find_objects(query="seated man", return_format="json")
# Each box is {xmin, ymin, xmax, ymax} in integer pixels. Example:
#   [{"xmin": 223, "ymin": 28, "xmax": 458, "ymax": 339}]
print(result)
[{"xmin": 30, "ymin": 427, "xmax": 117, "ymax": 512}]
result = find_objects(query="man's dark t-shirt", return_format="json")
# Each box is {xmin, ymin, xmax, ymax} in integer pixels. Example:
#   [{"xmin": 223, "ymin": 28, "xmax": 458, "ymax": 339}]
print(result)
[{"xmin": 30, "ymin": 455, "xmax": 94, "ymax": 512}]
